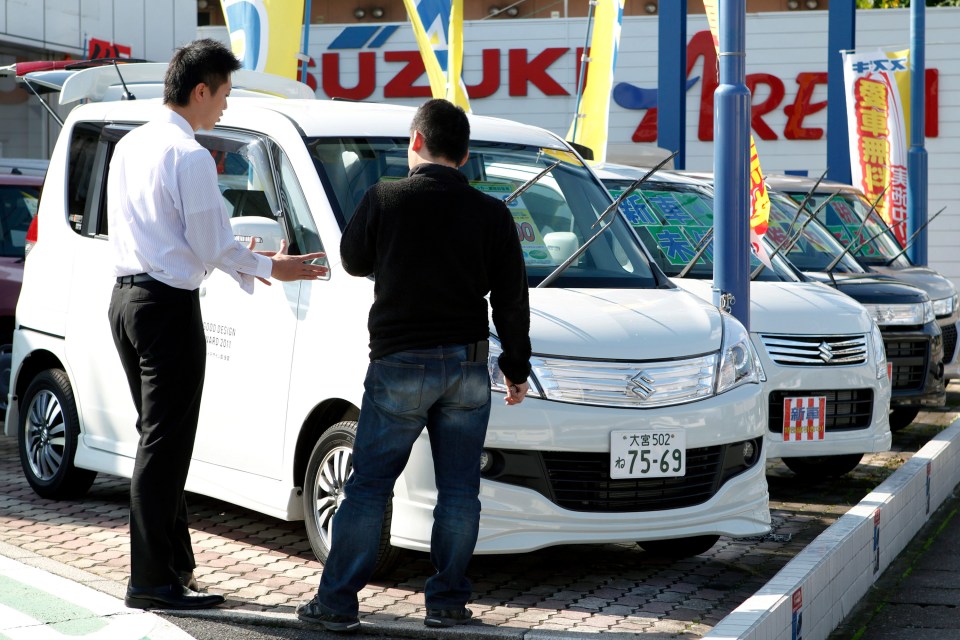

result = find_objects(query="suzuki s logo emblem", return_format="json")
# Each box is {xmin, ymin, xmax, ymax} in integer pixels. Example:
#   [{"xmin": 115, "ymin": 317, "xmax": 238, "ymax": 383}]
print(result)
[
  {"xmin": 818, "ymin": 342, "xmax": 835, "ymax": 363},
  {"xmin": 629, "ymin": 371, "xmax": 656, "ymax": 399}
]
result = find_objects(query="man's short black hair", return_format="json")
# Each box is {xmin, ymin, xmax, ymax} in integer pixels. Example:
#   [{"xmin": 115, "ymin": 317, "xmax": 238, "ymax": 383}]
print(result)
[
  {"xmin": 410, "ymin": 99, "xmax": 470, "ymax": 165},
  {"xmin": 164, "ymin": 38, "xmax": 242, "ymax": 107}
]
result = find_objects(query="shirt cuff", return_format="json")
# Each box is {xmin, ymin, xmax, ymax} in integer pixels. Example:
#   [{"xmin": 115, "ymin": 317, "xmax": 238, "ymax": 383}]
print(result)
[{"xmin": 252, "ymin": 252, "xmax": 273, "ymax": 279}]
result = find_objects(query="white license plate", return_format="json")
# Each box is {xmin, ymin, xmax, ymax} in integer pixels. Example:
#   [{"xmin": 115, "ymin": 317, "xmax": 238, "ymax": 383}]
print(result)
[{"xmin": 610, "ymin": 430, "xmax": 686, "ymax": 479}]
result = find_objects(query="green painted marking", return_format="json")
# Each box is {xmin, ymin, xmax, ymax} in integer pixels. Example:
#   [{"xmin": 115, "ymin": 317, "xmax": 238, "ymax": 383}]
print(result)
[{"xmin": 0, "ymin": 574, "xmax": 107, "ymax": 635}]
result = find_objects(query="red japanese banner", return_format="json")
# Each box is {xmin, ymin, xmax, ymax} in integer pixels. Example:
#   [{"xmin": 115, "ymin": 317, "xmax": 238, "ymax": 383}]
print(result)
[{"xmin": 842, "ymin": 49, "xmax": 910, "ymax": 245}]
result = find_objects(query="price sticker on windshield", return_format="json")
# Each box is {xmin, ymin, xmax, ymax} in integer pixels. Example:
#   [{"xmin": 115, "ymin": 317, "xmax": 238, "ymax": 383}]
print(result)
[{"xmin": 610, "ymin": 430, "xmax": 686, "ymax": 479}]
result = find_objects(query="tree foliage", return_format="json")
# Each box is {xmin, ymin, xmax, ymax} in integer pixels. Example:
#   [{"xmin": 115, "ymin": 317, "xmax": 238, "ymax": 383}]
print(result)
[{"xmin": 856, "ymin": 0, "xmax": 960, "ymax": 7}]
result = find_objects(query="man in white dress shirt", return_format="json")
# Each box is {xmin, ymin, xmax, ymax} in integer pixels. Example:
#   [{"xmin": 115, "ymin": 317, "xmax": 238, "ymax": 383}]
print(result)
[{"xmin": 107, "ymin": 38, "xmax": 327, "ymax": 610}]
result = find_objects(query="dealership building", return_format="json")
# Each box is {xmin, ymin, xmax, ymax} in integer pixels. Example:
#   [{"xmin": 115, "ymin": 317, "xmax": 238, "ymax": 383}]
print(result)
[{"xmin": 1, "ymin": 0, "xmax": 958, "ymax": 287}]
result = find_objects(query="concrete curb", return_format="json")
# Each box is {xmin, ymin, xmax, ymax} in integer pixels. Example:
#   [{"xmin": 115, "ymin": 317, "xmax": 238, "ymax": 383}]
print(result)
[
  {"xmin": 704, "ymin": 414, "xmax": 960, "ymax": 640},
  {"xmin": 0, "ymin": 544, "xmax": 193, "ymax": 639}
]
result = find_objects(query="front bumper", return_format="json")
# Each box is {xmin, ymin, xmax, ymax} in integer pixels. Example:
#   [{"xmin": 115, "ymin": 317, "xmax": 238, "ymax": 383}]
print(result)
[
  {"xmin": 388, "ymin": 382, "xmax": 770, "ymax": 553},
  {"xmin": 751, "ymin": 337, "xmax": 892, "ymax": 460},
  {"xmin": 882, "ymin": 320, "xmax": 945, "ymax": 408},
  {"xmin": 940, "ymin": 317, "xmax": 959, "ymax": 379}
]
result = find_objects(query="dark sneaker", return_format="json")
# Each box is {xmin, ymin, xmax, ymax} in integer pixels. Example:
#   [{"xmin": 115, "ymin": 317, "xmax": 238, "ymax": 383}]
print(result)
[
  {"xmin": 296, "ymin": 596, "xmax": 360, "ymax": 633},
  {"xmin": 424, "ymin": 607, "xmax": 474, "ymax": 628}
]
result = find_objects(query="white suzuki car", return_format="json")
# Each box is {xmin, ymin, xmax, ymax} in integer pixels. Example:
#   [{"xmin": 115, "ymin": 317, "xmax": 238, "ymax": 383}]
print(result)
[
  {"xmin": 6, "ymin": 64, "xmax": 769, "ymax": 572},
  {"xmin": 594, "ymin": 165, "xmax": 892, "ymax": 478}
]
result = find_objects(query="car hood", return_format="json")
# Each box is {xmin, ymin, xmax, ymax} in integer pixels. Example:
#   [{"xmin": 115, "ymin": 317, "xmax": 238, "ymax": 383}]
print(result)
[
  {"xmin": 803, "ymin": 271, "xmax": 929, "ymax": 304},
  {"xmin": 494, "ymin": 287, "xmax": 723, "ymax": 360},
  {"xmin": 671, "ymin": 279, "xmax": 874, "ymax": 334},
  {"xmin": 868, "ymin": 265, "xmax": 957, "ymax": 302}
]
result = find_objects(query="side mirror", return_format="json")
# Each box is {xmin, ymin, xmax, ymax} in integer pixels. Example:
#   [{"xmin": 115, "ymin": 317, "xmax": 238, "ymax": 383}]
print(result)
[
  {"xmin": 231, "ymin": 217, "xmax": 284, "ymax": 253},
  {"xmin": 544, "ymin": 231, "xmax": 579, "ymax": 265}
]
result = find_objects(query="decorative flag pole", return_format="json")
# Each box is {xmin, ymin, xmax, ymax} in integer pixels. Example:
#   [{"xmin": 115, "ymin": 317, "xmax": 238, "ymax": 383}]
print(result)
[
  {"xmin": 300, "ymin": 0, "xmax": 312, "ymax": 84},
  {"xmin": 712, "ymin": 0, "xmax": 751, "ymax": 329},
  {"xmin": 907, "ymin": 2, "xmax": 927, "ymax": 265}
]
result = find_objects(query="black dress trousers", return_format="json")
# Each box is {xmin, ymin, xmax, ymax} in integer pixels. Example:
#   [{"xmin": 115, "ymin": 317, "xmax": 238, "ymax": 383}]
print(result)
[{"xmin": 107, "ymin": 277, "xmax": 206, "ymax": 588}]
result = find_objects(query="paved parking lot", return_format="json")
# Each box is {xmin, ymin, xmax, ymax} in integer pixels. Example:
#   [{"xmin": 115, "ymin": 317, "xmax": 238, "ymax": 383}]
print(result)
[{"xmin": 1, "ymin": 382, "xmax": 957, "ymax": 637}]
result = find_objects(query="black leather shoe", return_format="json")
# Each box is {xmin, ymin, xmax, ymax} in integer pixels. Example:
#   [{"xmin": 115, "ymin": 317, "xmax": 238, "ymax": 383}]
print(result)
[
  {"xmin": 178, "ymin": 571, "xmax": 200, "ymax": 591},
  {"xmin": 125, "ymin": 583, "xmax": 225, "ymax": 610}
]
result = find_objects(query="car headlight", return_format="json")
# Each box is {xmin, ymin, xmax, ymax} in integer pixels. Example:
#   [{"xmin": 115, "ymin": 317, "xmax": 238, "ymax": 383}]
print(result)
[
  {"xmin": 716, "ymin": 313, "xmax": 764, "ymax": 394},
  {"xmin": 487, "ymin": 336, "xmax": 542, "ymax": 398},
  {"xmin": 932, "ymin": 294, "xmax": 958, "ymax": 318},
  {"xmin": 870, "ymin": 322, "xmax": 887, "ymax": 380},
  {"xmin": 862, "ymin": 301, "xmax": 934, "ymax": 326}
]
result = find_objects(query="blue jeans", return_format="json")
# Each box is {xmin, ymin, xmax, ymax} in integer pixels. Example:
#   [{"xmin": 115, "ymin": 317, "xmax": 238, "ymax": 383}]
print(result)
[{"xmin": 316, "ymin": 345, "xmax": 492, "ymax": 616}]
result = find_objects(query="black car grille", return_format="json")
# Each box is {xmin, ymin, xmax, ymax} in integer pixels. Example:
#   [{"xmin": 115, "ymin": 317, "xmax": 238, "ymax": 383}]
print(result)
[
  {"xmin": 942, "ymin": 323, "xmax": 957, "ymax": 364},
  {"xmin": 482, "ymin": 440, "xmax": 762, "ymax": 513},
  {"xmin": 768, "ymin": 389, "xmax": 874, "ymax": 433},
  {"xmin": 884, "ymin": 338, "xmax": 928, "ymax": 391}
]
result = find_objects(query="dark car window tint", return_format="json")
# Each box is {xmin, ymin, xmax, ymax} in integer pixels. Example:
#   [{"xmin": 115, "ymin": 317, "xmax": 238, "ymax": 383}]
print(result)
[{"xmin": 0, "ymin": 184, "xmax": 40, "ymax": 257}]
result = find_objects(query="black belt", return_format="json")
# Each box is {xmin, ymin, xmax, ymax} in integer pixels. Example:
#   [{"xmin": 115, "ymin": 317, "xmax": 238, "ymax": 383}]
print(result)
[{"xmin": 116, "ymin": 273, "xmax": 154, "ymax": 285}]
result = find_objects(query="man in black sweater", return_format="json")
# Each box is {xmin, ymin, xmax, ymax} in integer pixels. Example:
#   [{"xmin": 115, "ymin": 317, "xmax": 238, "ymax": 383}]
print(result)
[{"xmin": 297, "ymin": 99, "xmax": 531, "ymax": 633}]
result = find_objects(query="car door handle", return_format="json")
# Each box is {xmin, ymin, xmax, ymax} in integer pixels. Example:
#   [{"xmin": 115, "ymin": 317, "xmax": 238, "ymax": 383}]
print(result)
[{"xmin": 199, "ymin": 287, "xmax": 206, "ymax": 297}]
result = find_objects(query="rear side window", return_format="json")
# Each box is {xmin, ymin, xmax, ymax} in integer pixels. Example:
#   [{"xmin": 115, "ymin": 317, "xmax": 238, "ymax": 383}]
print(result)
[{"xmin": 66, "ymin": 122, "xmax": 107, "ymax": 236}]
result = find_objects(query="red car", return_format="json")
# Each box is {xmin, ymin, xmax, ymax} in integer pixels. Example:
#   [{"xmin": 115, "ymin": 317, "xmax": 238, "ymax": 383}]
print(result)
[{"xmin": 0, "ymin": 170, "xmax": 42, "ymax": 412}]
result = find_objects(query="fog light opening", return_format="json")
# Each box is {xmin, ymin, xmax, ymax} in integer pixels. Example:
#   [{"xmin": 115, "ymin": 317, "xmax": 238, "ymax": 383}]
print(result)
[
  {"xmin": 480, "ymin": 449, "xmax": 494, "ymax": 474},
  {"xmin": 742, "ymin": 440, "xmax": 759, "ymax": 466}
]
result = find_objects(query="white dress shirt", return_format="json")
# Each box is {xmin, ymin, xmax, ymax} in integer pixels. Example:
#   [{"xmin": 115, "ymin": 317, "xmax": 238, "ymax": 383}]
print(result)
[{"xmin": 107, "ymin": 109, "xmax": 272, "ymax": 293}]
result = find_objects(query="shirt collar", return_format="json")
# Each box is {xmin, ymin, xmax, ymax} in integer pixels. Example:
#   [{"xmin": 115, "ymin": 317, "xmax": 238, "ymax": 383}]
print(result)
[{"xmin": 162, "ymin": 108, "xmax": 196, "ymax": 139}]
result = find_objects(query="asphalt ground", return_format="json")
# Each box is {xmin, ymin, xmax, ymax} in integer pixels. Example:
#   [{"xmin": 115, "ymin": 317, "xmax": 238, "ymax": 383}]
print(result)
[{"xmin": 1, "ymin": 381, "xmax": 958, "ymax": 638}]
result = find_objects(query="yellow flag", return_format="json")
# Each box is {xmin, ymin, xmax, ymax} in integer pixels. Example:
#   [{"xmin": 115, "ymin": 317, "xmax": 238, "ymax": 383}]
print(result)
[
  {"xmin": 402, "ymin": 0, "xmax": 471, "ymax": 111},
  {"xmin": 566, "ymin": 0, "xmax": 625, "ymax": 165},
  {"xmin": 220, "ymin": 0, "xmax": 305, "ymax": 79}
]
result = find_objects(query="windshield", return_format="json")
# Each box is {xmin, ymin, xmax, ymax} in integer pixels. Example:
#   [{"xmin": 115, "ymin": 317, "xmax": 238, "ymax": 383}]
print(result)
[
  {"xmin": 0, "ymin": 183, "xmax": 40, "ymax": 258},
  {"xmin": 307, "ymin": 138, "xmax": 660, "ymax": 288},
  {"xmin": 767, "ymin": 191, "xmax": 867, "ymax": 274},
  {"xmin": 784, "ymin": 190, "xmax": 909, "ymax": 268},
  {"xmin": 601, "ymin": 178, "xmax": 799, "ymax": 282}
]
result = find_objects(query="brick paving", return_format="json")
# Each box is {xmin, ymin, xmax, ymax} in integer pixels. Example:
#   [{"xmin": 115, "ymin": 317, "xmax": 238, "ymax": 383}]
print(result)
[{"xmin": 1, "ymin": 383, "xmax": 957, "ymax": 637}]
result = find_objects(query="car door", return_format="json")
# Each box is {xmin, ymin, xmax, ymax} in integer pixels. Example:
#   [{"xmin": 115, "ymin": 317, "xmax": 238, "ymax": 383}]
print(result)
[{"xmin": 189, "ymin": 130, "xmax": 307, "ymax": 479}]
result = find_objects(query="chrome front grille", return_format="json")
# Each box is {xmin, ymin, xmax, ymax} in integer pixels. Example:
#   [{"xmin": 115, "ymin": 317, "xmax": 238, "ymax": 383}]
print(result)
[
  {"xmin": 759, "ymin": 334, "xmax": 868, "ymax": 367},
  {"xmin": 530, "ymin": 354, "xmax": 717, "ymax": 408}
]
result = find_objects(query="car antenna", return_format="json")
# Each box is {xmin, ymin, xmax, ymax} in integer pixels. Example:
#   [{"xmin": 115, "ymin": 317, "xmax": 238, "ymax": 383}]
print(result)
[
  {"xmin": 536, "ymin": 150, "xmax": 678, "ymax": 289},
  {"xmin": 881, "ymin": 206, "xmax": 948, "ymax": 266},
  {"xmin": 113, "ymin": 61, "xmax": 136, "ymax": 100},
  {"xmin": 750, "ymin": 193, "xmax": 836, "ymax": 280},
  {"xmin": 786, "ymin": 167, "xmax": 829, "ymax": 228}
]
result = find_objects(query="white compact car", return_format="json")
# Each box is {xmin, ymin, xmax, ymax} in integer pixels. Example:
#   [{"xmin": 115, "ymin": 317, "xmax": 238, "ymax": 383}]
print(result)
[
  {"xmin": 595, "ymin": 165, "xmax": 892, "ymax": 478},
  {"xmin": 7, "ymin": 64, "xmax": 769, "ymax": 572}
]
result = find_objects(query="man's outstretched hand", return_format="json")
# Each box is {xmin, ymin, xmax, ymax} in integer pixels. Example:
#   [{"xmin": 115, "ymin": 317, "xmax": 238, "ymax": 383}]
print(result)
[{"xmin": 250, "ymin": 238, "xmax": 328, "ymax": 283}]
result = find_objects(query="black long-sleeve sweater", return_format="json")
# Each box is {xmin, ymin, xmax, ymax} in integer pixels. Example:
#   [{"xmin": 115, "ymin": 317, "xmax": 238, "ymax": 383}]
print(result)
[{"xmin": 340, "ymin": 163, "xmax": 532, "ymax": 383}]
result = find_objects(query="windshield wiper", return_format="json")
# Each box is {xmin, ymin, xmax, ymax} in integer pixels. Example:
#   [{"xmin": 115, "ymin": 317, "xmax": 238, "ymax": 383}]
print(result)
[
  {"xmin": 504, "ymin": 159, "xmax": 562, "ymax": 204},
  {"xmin": 881, "ymin": 206, "xmax": 948, "ymax": 266},
  {"xmin": 823, "ymin": 224, "xmax": 895, "ymax": 272},
  {"xmin": 536, "ymin": 150, "xmax": 678, "ymax": 289},
  {"xmin": 676, "ymin": 228, "xmax": 715, "ymax": 278},
  {"xmin": 750, "ymin": 193, "xmax": 837, "ymax": 280}
]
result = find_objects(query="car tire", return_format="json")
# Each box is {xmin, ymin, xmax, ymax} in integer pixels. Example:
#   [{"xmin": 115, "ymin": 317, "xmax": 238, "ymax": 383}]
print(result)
[
  {"xmin": 18, "ymin": 368, "xmax": 97, "ymax": 499},
  {"xmin": 782, "ymin": 453, "xmax": 863, "ymax": 478},
  {"xmin": 889, "ymin": 406, "xmax": 921, "ymax": 432},
  {"xmin": 302, "ymin": 420, "xmax": 402, "ymax": 578},
  {"xmin": 638, "ymin": 535, "xmax": 720, "ymax": 558}
]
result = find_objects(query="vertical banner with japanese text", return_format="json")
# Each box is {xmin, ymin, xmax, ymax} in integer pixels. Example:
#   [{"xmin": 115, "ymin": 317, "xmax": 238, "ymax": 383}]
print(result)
[
  {"xmin": 220, "ymin": 0, "xmax": 305, "ymax": 79},
  {"xmin": 565, "ymin": 0, "xmax": 625, "ymax": 165},
  {"xmin": 841, "ymin": 49, "xmax": 910, "ymax": 245},
  {"xmin": 702, "ymin": 0, "xmax": 771, "ymax": 261},
  {"xmin": 401, "ymin": 0, "xmax": 471, "ymax": 111}
]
